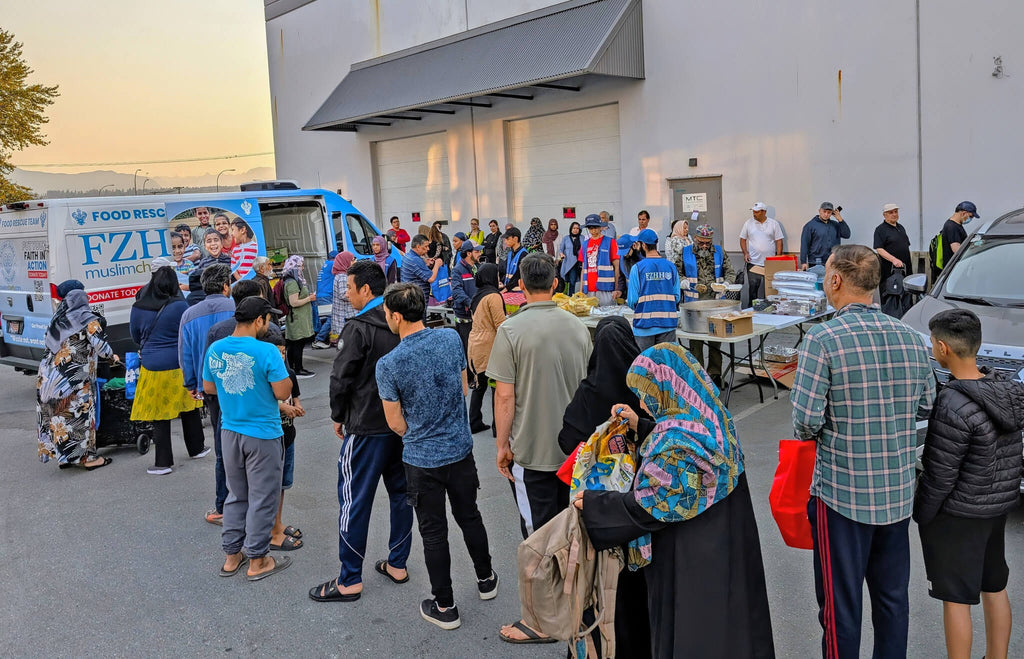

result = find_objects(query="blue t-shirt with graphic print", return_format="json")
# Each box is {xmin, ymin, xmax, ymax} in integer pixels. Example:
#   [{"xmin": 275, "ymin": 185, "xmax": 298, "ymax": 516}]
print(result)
[
  {"xmin": 203, "ymin": 335, "xmax": 290, "ymax": 440},
  {"xmin": 375, "ymin": 327, "xmax": 472, "ymax": 469}
]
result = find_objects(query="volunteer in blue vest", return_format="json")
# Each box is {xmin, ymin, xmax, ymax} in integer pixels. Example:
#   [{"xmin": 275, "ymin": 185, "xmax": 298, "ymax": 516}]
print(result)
[
  {"xmin": 500, "ymin": 227, "xmax": 528, "ymax": 291},
  {"xmin": 627, "ymin": 229, "xmax": 680, "ymax": 351},
  {"xmin": 680, "ymin": 224, "xmax": 736, "ymax": 388},
  {"xmin": 578, "ymin": 214, "xmax": 621, "ymax": 306}
]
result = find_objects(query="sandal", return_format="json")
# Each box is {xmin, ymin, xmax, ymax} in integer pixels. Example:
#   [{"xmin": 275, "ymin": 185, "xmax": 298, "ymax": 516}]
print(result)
[
  {"xmin": 205, "ymin": 510, "xmax": 223, "ymax": 526},
  {"xmin": 499, "ymin": 620, "xmax": 558, "ymax": 644},
  {"xmin": 374, "ymin": 560, "xmax": 409, "ymax": 584},
  {"xmin": 219, "ymin": 556, "xmax": 249, "ymax": 577},
  {"xmin": 246, "ymin": 555, "xmax": 292, "ymax": 581},
  {"xmin": 308, "ymin": 579, "xmax": 361, "ymax": 602},
  {"xmin": 283, "ymin": 526, "xmax": 302, "ymax": 539},
  {"xmin": 270, "ymin": 535, "xmax": 303, "ymax": 551},
  {"xmin": 82, "ymin": 457, "xmax": 112, "ymax": 471}
]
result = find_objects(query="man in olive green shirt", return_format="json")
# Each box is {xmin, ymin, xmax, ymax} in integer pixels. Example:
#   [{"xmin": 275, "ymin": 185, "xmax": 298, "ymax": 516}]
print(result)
[
  {"xmin": 488, "ymin": 252, "xmax": 591, "ymax": 645},
  {"xmin": 487, "ymin": 253, "xmax": 591, "ymax": 538}
]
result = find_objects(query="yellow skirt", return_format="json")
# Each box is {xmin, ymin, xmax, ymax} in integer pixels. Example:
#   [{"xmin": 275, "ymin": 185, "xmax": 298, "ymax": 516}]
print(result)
[{"xmin": 130, "ymin": 367, "xmax": 203, "ymax": 421}]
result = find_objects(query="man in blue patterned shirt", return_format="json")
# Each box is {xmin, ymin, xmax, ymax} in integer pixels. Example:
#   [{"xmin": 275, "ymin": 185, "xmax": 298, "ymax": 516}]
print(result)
[{"xmin": 792, "ymin": 244, "xmax": 935, "ymax": 659}]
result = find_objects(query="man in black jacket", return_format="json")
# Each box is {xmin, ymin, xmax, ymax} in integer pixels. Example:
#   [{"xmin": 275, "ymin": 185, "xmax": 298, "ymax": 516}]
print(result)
[
  {"xmin": 309, "ymin": 260, "xmax": 413, "ymax": 603},
  {"xmin": 450, "ymin": 240, "xmax": 482, "ymax": 355},
  {"xmin": 914, "ymin": 308, "xmax": 1024, "ymax": 659}
]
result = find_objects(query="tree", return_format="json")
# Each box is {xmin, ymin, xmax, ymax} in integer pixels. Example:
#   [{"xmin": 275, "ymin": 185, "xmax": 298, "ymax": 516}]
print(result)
[{"xmin": 0, "ymin": 28, "xmax": 59, "ymax": 205}]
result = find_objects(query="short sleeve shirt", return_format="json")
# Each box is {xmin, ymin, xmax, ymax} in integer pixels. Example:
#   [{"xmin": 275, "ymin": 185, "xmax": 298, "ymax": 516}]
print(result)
[
  {"xmin": 739, "ymin": 217, "xmax": 785, "ymax": 265},
  {"xmin": 375, "ymin": 328, "xmax": 472, "ymax": 469},
  {"xmin": 873, "ymin": 221, "xmax": 913, "ymax": 281},
  {"xmin": 940, "ymin": 219, "xmax": 968, "ymax": 262},
  {"xmin": 203, "ymin": 335, "xmax": 290, "ymax": 439},
  {"xmin": 486, "ymin": 301, "xmax": 592, "ymax": 471}
]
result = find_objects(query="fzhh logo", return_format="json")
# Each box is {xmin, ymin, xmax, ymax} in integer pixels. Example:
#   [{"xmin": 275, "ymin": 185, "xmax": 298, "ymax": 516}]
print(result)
[
  {"xmin": 240, "ymin": 201, "xmax": 252, "ymax": 216},
  {"xmin": 72, "ymin": 209, "xmax": 87, "ymax": 226},
  {"xmin": 0, "ymin": 241, "xmax": 17, "ymax": 285}
]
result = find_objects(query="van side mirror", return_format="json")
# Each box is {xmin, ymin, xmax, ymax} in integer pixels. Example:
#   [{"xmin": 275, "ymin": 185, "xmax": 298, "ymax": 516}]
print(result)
[{"xmin": 904, "ymin": 273, "xmax": 927, "ymax": 294}]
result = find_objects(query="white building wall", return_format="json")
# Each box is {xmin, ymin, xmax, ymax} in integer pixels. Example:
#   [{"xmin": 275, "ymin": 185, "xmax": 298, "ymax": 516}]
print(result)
[{"xmin": 265, "ymin": 0, "xmax": 1023, "ymax": 250}]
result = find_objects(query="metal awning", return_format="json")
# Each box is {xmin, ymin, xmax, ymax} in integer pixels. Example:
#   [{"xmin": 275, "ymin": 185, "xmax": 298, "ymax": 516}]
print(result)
[{"xmin": 304, "ymin": 0, "xmax": 643, "ymax": 131}]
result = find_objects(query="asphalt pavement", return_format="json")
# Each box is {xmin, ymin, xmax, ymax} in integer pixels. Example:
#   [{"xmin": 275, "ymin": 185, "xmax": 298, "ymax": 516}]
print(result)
[{"xmin": 2, "ymin": 345, "xmax": 1021, "ymax": 658}]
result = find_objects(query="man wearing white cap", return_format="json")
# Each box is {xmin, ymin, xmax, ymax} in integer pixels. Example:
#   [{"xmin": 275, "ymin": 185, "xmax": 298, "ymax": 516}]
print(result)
[
  {"xmin": 873, "ymin": 203, "xmax": 914, "ymax": 318},
  {"xmin": 740, "ymin": 202, "xmax": 785, "ymax": 300}
]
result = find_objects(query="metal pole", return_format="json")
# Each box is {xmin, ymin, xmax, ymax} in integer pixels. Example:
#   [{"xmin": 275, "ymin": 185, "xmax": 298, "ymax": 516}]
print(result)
[
  {"xmin": 98, "ymin": 184, "xmax": 114, "ymax": 195},
  {"xmin": 134, "ymin": 168, "xmax": 142, "ymax": 195},
  {"xmin": 216, "ymin": 168, "xmax": 235, "ymax": 192},
  {"xmin": 142, "ymin": 178, "xmax": 151, "ymax": 193}
]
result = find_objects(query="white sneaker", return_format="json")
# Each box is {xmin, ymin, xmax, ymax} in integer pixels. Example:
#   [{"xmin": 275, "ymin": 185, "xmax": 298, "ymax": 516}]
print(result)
[
  {"xmin": 191, "ymin": 446, "xmax": 212, "ymax": 459},
  {"xmin": 147, "ymin": 466, "xmax": 172, "ymax": 475},
  {"xmin": 311, "ymin": 341, "xmax": 330, "ymax": 349}
]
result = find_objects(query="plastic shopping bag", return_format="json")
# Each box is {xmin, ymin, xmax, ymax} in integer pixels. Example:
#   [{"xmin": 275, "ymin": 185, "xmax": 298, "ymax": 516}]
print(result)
[
  {"xmin": 768, "ymin": 439, "xmax": 816, "ymax": 550},
  {"xmin": 124, "ymin": 352, "xmax": 140, "ymax": 400}
]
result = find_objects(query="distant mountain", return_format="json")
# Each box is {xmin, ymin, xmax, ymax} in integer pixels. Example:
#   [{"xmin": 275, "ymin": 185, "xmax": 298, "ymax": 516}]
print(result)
[{"xmin": 10, "ymin": 167, "xmax": 277, "ymax": 197}]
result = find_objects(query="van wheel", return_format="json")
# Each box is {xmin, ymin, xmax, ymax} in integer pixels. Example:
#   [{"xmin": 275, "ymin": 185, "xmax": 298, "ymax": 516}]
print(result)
[{"xmin": 137, "ymin": 433, "xmax": 151, "ymax": 455}]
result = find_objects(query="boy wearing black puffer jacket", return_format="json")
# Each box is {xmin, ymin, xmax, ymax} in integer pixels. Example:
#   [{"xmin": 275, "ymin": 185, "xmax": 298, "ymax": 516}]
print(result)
[{"xmin": 914, "ymin": 308, "xmax": 1024, "ymax": 659}]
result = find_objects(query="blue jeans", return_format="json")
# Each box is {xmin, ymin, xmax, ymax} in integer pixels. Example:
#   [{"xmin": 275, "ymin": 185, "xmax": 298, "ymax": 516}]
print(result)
[
  {"xmin": 208, "ymin": 395, "xmax": 228, "ymax": 513},
  {"xmin": 565, "ymin": 263, "xmax": 581, "ymax": 294},
  {"xmin": 337, "ymin": 432, "xmax": 414, "ymax": 587},
  {"xmin": 315, "ymin": 317, "xmax": 332, "ymax": 342}
]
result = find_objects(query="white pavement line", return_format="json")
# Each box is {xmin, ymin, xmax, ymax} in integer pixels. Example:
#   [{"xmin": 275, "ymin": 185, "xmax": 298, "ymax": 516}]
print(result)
[{"xmin": 731, "ymin": 391, "xmax": 790, "ymax": 423}]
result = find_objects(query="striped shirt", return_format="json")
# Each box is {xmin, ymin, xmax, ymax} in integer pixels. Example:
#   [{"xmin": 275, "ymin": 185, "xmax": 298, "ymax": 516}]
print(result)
[
  {"xmin": 231, "ymin": 241, "xmax": 259, "ymax": 279},
  {"xmin": 791, "ymin": 303, "xmax": 935, "ymax": 525}
]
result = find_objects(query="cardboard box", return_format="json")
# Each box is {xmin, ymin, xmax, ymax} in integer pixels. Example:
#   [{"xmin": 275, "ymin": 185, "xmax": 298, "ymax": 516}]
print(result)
[
  {"xmin": 764, "ymin": 255, "xmax": 799, "ymax": 296},
  {"xmin": 707, "ymin": 311, "xmax": 754, "ymax": 338},
  {"xmin": 752, "ymin": 360, "xmax": 798, "ymax": 389}
]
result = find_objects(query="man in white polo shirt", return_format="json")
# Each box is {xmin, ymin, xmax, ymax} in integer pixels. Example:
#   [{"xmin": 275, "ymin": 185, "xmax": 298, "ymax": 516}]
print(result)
[{"xmin": 739, "ymin": 202, "xmax": 785, "ymax": 301}]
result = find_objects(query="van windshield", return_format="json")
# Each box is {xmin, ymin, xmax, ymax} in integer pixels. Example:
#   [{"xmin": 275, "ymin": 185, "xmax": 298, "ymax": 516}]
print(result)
[{"xmin": 940, "ymin": 236, "xmax": 1024, "ymax": 306}]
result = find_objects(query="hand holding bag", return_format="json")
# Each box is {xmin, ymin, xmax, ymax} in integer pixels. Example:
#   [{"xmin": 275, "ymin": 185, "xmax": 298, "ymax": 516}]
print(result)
[{"xmin": 768, "ymin": 439, "xmax": 816, "ymax": 550}]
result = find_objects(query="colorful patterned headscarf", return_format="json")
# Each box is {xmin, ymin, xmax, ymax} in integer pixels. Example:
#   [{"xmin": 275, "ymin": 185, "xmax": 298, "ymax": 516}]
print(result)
[
  {"xmin": 282, "ymin": 255, "xmax": 306, "ymax": 286},
  {"xmin": 695, "ymin": 223, "xmax": 715, "ymax": 238},
  {"xmin": 627, "ymin": 343, "xmax": 744, "ymax": 534}
]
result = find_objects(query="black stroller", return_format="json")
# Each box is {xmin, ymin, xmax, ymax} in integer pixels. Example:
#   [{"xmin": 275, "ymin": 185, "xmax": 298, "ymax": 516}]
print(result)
[{"xmin": 95, "ymin": 362, "xmax": 152, "ymax": 454}]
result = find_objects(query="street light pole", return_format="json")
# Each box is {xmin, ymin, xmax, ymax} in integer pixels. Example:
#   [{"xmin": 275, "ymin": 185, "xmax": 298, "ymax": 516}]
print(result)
[
  {"xmin": 142, "ymin": 178, "xmax": 151, "ymax": 193},
  {"xmin": 134, "ymin": 168, "xmax": 142, "ymax": 195},
  {"xmin": 98, "ymin": 184, "xmax": 114, "ymax": 195},
  {"xmin": 216, "ymin": 168, "xmax": 236, "ymax": 192}
]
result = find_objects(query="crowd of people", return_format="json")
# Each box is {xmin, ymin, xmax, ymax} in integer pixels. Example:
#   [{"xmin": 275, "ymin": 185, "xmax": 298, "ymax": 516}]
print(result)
[{"xmin": 30, "ymin": 199, "xmax": 1022, "ymax": 658}]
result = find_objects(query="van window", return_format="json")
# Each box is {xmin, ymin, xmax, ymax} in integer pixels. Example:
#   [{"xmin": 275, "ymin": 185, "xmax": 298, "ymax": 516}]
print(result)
[{"xmin": 346, "ymin": 214, "xmax": 378, "ymax": 256}]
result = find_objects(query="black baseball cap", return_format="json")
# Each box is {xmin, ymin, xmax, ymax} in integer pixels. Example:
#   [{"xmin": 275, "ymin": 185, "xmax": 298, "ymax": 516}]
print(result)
[
  {"xmin": 235, "ymin": 296, "xmax": 283, "ymax": 322},
  {"xmin": 955, "ymin": 201, "xmax": 979, "ymax": 218}
]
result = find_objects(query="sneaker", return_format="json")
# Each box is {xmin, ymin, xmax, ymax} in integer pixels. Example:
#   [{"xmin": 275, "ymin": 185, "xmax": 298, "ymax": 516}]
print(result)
[
  {"xmin": 420, "ymin": 599, "xmax": 461, "ymax": 630},
  {"xmin": 191, "ymin": 446, "xmax": 212, "ymax": 459},
  {"xmin": 311, "ymin": 341, "xmax": 330, "ymax": 350},
  {"xmin": 477, "ymin": 570, "xmax": 499, "ymax": 600},
  {"xmin": 295, "ymin": 370, "xmax": 316, "ymax": 379},
  {"xmin": 147, "ymin": 466, "xmax": 172, "ymax": 475}
]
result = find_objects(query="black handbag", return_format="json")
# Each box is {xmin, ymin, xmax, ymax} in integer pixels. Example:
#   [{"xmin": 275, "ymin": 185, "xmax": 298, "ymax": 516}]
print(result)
[{"xmin": 883, "ymin": 267, "xmax": 906, "ymax": 297}]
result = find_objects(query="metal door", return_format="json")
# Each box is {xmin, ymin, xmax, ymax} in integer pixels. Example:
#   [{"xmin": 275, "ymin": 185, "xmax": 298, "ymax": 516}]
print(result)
[{"xmin": 668, "ymin": 176, "xmax": 723, "ymax": 239}]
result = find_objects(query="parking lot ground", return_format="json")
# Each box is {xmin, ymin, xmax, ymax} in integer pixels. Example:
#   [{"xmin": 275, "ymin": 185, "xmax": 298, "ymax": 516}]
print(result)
[{"xmin": 1, "ymin": 347, "xmax": 1021, "ymax": 657}]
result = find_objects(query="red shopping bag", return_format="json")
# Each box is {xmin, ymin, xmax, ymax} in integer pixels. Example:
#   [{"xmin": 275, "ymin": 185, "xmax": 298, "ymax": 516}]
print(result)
[
  {"xmin": 556, "ymin": 443, "xmax": 582, "ymax": 485},
  {"xmin": 768, "ymin": 439, "xmax": 816, "ymax": 550}
]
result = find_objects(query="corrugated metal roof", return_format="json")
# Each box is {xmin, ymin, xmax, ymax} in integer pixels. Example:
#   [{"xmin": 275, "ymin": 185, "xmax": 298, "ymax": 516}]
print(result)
[{"xmin": 304, "ymin": 0, "xmax": 643, "ymax": 131}]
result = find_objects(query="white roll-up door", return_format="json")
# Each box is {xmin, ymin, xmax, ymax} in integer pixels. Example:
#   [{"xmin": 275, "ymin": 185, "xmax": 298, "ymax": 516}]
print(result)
[
  {"xmin": 506, "ymin": 104, "xmax": 621, "ymax": 224},
  {"xmin": 373, "ymin": 132, "xmax": 451, "ymax": 225}
]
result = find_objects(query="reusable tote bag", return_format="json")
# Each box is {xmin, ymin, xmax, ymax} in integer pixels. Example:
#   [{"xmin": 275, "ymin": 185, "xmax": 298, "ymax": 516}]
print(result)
[{"xmin": 768, "ymin": 439, "xmax": 816, "ymax": 549}]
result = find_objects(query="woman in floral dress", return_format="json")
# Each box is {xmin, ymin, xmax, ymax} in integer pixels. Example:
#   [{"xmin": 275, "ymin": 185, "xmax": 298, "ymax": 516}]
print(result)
[{"xmin": 37, "ymin": 280, "xmax": 117, "ymax": 470}]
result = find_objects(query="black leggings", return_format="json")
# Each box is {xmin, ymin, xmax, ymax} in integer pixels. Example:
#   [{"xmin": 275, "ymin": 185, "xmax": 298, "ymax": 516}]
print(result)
[
  {"xmin": 153, "ymin": 409, "xmax": 206, "ymax": 468},
  {"xmin": 285, "ymin": 336, "xmax": 311, "ymax": 372}
]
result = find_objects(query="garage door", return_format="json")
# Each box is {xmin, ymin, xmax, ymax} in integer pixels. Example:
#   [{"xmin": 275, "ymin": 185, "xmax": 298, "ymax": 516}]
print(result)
[
  {"xmin": 373, "ymin": 132, "xmax": 451, "ymax": 225},
  {"xmin": 507, "ymin": 104, "xmax": 621, "ymax": 225}
]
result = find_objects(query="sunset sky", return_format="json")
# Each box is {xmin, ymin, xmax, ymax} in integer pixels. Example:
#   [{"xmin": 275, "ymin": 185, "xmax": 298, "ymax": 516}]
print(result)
[{"xmin": 2, "ymin": 0, "xmax": 275, "ymax": 181}]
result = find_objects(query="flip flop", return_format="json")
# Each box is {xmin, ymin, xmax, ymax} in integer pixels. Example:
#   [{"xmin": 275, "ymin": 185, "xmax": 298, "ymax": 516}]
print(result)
[
  {"xmin": 499, "ymin": 620, "xmax": 558, "ymax": 645},
  {"xmin": 205, "ymin": 510, "xmax": 223, "ymax": 526},
  {"xmin": 283, "ymin": 526, "xmax": 302, "ymax": 539},
  {"xmin": 374, "ymin": 560, "xmax": 409, "ymax": 584},
  {"xmin": 308, "ymin": 579, "xmax": 361, "ymax": 602},
  {"xmin": 269, "ymin": 535, "xmax": 303, "ymax": 551},
  {"xmin": 82, "ymin": 457, "xmax": 112, "ymax": 471},
  {"xmin": 247, "ymin": 555, "xmax": 292, "ymax": 582},
  {"xmin": 219, "ymin": 556, "xmax": 249, "ymax": 577}
]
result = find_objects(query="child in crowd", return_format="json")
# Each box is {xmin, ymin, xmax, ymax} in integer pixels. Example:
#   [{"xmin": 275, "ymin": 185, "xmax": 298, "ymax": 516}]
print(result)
[
  {"xmin": 175, "ymin": 223, "xmax": 201, "ymax": 263},
  {"xmin": 230, "ymin": 219, "xmax": 259, "ymax": 281},
  {"xmin": 169, "ymin": 231, "xmax": 195, "ymax": 292},
  {"xmin": 914, "ymin": 308, "xmax": 1024, "ymax": 659},
  {"xmin": 269, "ymin": 333, "xmax": 305, "ymax": 551}
]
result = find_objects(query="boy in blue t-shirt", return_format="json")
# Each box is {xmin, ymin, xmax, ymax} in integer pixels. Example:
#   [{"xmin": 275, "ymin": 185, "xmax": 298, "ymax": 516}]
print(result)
[
  {"xmin": 203, "ymin": 296, "xmax": 293, "ymax": 582},
  {"xmin": 375, "ymin": 283, "xmax": 496, "ymax": 631}
]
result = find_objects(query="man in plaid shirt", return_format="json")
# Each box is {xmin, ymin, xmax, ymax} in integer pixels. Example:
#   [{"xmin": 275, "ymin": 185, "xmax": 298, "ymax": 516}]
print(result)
[{"xmin": 792, "ymin": 244, "xmax": 935, "ymax": 659}]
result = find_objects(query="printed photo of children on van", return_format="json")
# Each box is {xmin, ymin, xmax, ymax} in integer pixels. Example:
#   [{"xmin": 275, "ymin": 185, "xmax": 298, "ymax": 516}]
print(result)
[
  {"xmin": 229, "ymin": 219, "xmax": 257, "ymax": 281},
  {"xmin": 169, "ymin": 231, "xmax": 195, "ymax": 291}
]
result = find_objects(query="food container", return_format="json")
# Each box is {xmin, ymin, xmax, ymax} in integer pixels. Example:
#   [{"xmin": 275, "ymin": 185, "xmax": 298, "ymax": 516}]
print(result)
[{"xmin": 678, "ymin": 299, "xmax": 741, "ymax": 334}]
